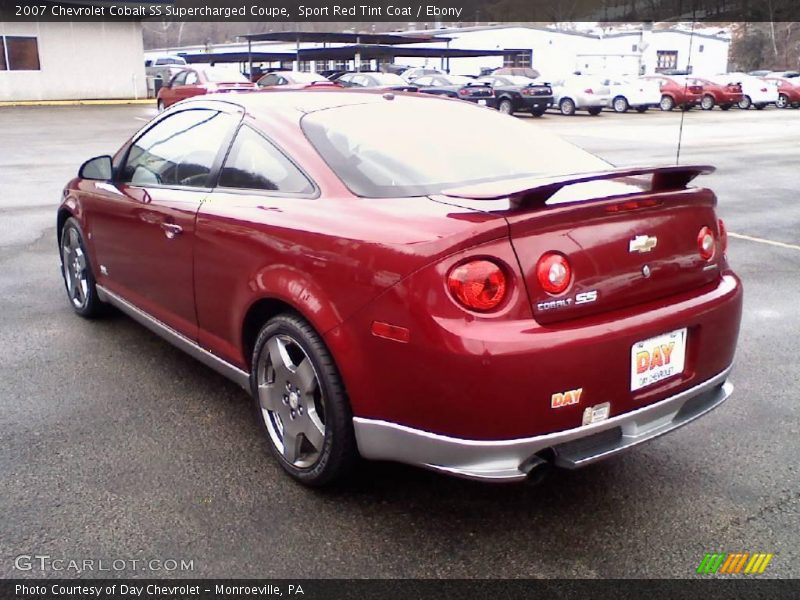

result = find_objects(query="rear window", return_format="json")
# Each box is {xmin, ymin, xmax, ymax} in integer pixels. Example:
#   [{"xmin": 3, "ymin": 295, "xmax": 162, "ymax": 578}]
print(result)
[
  {"xmin": 301, "ymin": 97, "xmax": 607, "ymax": 198},
  {"xmin": 203, "ymin": 69, "xmax": 249, "ymax": 83}
]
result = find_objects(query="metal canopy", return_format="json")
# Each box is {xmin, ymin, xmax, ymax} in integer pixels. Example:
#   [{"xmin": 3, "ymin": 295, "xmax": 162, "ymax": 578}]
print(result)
[
  {"xmin": 238, "ymin": 31, "xmax": 450, "ymax": 45},
  {"xmin": 182, "ymin": 52, "xmax": 294, "ymax": 64},
  {"xmin": 295, "ymin": 45, "xmax": 506, "ymax": 60}
]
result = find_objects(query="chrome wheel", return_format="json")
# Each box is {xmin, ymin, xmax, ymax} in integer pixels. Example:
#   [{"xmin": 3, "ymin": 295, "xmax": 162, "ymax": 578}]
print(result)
[
  {"xmin": 613, "ymin": 96, "xmax": 629, "ymax": 113},
  {"xmin": 701, "ymin": 95, "xmax": 715, "ymax": 110},
  {"xmin": 498, "ymin": 99, "xmax": 513, "ymax": 115},
  {"xmin": 61, "ymin": 227, "xmax": 89, "ymax": 310},
  {"xmin": 777, "ymin": 94, "xmax": 788, "ymax": 109},
  {"xmin": 257, "ymin": 334, "xmax": 326, "ymax": 468},
  {"xmin": 659, "ymin": 95, "xmax": 674, "ymax": 111}
]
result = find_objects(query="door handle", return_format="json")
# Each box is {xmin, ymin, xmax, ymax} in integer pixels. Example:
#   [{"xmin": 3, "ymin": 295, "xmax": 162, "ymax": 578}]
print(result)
[{"xmin": 160, "ymin": 222, "xmax": 183, "ymax": 239}]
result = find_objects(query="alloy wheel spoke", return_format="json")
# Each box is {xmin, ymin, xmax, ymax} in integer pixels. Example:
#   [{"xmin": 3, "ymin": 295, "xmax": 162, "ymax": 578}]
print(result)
[
  {"xmin": 282, "ymin": 429, "xmax": 302, "ymax": 464},
  {"xmin": 267, "ymin": 336, "xmax": 294, "ymax": 382},
  {"xmin": 258, "ymin": 383, "xmax": 281, "ymax": 412},
  {"xmin": 294, "ymin": 358, "xmax": 316, "ymax": 393},
  {"xmin": 301, "ymin": 412, "xmax": 325, "ymax": 451}
]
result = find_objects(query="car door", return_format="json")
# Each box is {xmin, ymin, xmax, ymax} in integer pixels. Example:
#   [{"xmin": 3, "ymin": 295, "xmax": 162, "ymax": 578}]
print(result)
[
  {"xmin": 84, "ymin": 106, "xmax": 240, "ymax": 338},
  {"xmin": 174, "ymin": 70, "xmax": 205, "ymax": 101},
  {"xmin": 193, "ymin": 124, "xmax": 316, "ymax": 367}
]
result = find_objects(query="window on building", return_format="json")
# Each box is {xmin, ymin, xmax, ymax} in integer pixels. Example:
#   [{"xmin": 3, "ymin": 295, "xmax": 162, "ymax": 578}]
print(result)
[
  {"xmin": 314, "ymin": 60, "xmax": 327, "ymax": 73},
  {"xmin": 699, "ymin": 44, "xmax": 705, "ymax": 53},
  {"xmin": 297, "ymin": 60, "xmax": 311, "ymax": 72},
  {"xmin": 656, "ymin": 50, "xmax": 678, "ymax": 73},
  {"xmin": 632, "ymin": 44, "xmax": 638, "ymax": 52},
  {"xmin": 503, "ymin": 49, "xmax": 532, "ymax": 68},
  {"xmin": 1, "ymin": 36, "xmax": 41, "ymax": 71}
]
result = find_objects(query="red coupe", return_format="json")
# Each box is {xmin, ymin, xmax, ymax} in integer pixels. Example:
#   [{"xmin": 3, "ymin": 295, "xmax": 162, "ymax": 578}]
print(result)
[
  {"xmin": 58, "ymin": 91, "xmax": 742, "ymax": 486},
  {"xmin": 762, "ymin": 76, "xmax": 800, "ymax": 108},
  {"xmin": 687, "ymin": 77, "xmax": 744, "ymax": 110},
  {"xmin": 642, "ymin": 75, "xmax": 704, "ymax": 111},
  {"xmin": 156, "ymin": 67, "xmax": 256, "ymax": 110}
]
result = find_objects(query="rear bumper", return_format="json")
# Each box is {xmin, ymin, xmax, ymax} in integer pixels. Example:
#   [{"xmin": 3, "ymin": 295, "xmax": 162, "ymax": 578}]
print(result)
[
  {"xmin": 520, "ymin": 96, "xmax": 554, "ymax": 111},
  {"xmin": 354, "ymin": 366, "xmax": 733, "ymax": 482}
]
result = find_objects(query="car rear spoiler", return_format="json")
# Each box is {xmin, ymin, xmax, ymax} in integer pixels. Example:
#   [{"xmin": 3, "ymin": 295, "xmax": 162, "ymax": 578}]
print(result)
[{"xmin": 440, "ymin": 164, "xmax": 715, "ymax": 207}]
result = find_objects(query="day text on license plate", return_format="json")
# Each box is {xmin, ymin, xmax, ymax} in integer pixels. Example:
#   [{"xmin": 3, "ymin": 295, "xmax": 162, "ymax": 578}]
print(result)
[{"xmin": 630, "ymin": 328, "xmax": 687, "ymax": 391}]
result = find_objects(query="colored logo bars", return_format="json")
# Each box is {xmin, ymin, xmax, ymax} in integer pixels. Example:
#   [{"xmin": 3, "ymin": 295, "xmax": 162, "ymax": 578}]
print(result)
[{"xmin": 696, "ymin": 552, "xmax": 774, "ymax": 574}]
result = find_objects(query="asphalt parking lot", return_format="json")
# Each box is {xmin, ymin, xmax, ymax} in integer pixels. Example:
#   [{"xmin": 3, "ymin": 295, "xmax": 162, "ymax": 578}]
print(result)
[{"xmin": 1, "ymin": 103, "xmax": 798, "ymax": 579}]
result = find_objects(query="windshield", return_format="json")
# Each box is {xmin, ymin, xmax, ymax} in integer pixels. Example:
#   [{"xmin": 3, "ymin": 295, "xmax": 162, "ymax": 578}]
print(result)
[
  {"xmin": 203, "ymin": 69, "xmax": 249, "ymax": 83},
  {"xmin": 301, "ymin": 97, "xmax": 607, "ymax": 198},
  {"xmin": 442, "ymin": 75, "xmax": 474, "ymax": 85},
  {"xmin": 292, "ymin": 72, "xmax": 328, "ymax": 83},
  {"xmin": 504, "ymin": 76, "xmax": 538, "ymax": 86},
  {"xmin": 372, "ymin": 73, "xmax": 408, "ymax": 85}
]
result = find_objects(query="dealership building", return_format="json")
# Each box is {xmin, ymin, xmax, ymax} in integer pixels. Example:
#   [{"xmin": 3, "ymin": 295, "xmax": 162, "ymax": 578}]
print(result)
[
  {"xmin": 0, "ymin": 22, "xmax": 730, "ymax": 102},
  {"xmin": 0, "ymin": 21, "xmax": 146, "ymax": 101},
  {"xmin": 147, "ymin": 24, "xmax": 731, "ymax": 80}
]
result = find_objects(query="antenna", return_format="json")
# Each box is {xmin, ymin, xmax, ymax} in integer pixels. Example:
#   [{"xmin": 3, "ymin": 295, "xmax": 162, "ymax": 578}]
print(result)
[{"xmin": 676, "ymin": 16, "xmax": 697, "ymax": 165}]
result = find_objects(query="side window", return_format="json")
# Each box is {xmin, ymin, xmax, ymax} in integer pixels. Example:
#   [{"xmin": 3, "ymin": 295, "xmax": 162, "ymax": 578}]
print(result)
[
  {"xmin": 184, "ymin": 71, "xmax": 198, "ymax": 85},
  {"xmin": 415, "ymin": 76, "xmax": 432, "ymax": 86},
  {"xmin": 352, "ymin": 75, "xmax": 368, "ymax": 87},
  {"xmin": 170, "ymin": 71, "xmax": 187, "ymax": 86},
  {"xmin": 261, "ymin": 74, "xmax": 278, "ymax": 86},
  {"xmin": 121, "ymin": 110, "xmax": 234, "ymax": 188},
  {"xmin": 218, "ymin": 126, "xmax": 313, "ymax": 194}
]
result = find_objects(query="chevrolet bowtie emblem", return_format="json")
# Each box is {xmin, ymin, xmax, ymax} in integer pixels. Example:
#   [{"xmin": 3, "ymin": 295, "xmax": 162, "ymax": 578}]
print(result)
[{"xmin": 629, "ymin": 235, "xmax": 658, "ymax": 253}]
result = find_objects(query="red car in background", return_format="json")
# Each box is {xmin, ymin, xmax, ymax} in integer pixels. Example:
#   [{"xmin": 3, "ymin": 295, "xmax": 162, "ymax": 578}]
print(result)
[
  {"xmin": 157, "ymin": 67, "xmax": 256, "ymax": 110},
  {"xmin": 688, "ymin": 77, "xmax": 744, "ymax": 110},
  {"xmin": 58, "ymin": 92, "xmax": 742, "ymax": 486},
  {"xmin": 762, "ymin": 76, "xmax": 800, "ymax": 108},
  {"xmin": 642, "ymin": 75, "xmax": 704, "ymax": 111},
  {"xmin": 256, "ymin": 70, "xmax": 340, "ymax": 90}
]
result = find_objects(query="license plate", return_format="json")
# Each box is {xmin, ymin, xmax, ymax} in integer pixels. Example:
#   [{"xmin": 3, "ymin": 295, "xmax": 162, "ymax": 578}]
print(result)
[
  {"xmin": 630, "ymin": 328, "xmax": 687, "ymax": 391},
  {"xmin": 478, "ymin": 99, "xmax": 487, "ymax": 106}
]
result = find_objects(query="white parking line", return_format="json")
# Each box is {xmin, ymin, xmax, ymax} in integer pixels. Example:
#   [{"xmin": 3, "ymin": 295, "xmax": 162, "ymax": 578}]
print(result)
[{"xmin": 728, "ymin": 232, "xmax": 800, "ymax": 252}]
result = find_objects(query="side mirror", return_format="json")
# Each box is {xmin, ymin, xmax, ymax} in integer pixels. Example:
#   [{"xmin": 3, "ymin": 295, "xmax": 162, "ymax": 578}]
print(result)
[{"xmin": 79, "ymin": 155, "xmax": 113, "ymax": 181}]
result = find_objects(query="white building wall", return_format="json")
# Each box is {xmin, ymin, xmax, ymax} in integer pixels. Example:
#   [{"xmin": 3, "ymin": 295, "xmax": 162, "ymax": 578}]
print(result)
[{"xmin": 0, "ymin": 21, "xmax": 147, "ymax": 101}]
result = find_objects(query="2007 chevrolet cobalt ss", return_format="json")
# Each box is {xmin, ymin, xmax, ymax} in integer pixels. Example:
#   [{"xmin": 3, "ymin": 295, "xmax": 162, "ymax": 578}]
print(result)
[{"xmin": 58, "ymin": 90, "xmax": 742, "ymax": 486}]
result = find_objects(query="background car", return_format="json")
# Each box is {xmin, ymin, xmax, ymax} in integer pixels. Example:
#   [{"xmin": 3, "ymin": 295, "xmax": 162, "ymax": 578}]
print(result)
[
  {"xmin": 715, "ymin": 73, "xmax": 778, "ymax": 109},
  {"xmin": 492, "ymin": 66, "xmax": 541, "ymax": 79},
  {"xmin": 399, "ymin": 66, "xmax": 445, "ymax": 82},
  {"xmin": 688, "ymin": 76, "xmax": 744, "ymax": 110},
  {"xmin": 157, "ymin": 67, "xmax": 256, "ymax": 110},
  {"xmin": 335, "ymin": 72, "xmax": 418, "ymax": 91},
  {"xmin": 641, "ymin": 75, "xmax": 703, "ymax": 111},
  {"xmin": 549, "ymin": 75, "xmax": 611, "ymax": 115},
  {"xmin": 256, "ymin": 71, "xmax": 338, "ymax": 90},
  {"xmin": 476, "ymin": 74, "xmax": 553, "ymax": 116},
  {"xmin": 761, "ymin": 76, "xmax": 800, "ymax": 108},
  {"xmin": 605, "ymin": 77, "xmax": 661, "ymax": 112},
  {"xmin": 413, "ymin": 74, "xmax": 495, "ymax": 107}
]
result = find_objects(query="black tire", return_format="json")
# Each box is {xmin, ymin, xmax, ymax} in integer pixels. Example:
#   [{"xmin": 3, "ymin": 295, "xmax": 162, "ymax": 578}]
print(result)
[
  {"xmin": 587, "ymin": 106, "xmax": 603, "ymax": 116},
  {"xmin": 60, "ymin": 217, "xmax": 104, "ymax": 318},
  {"xmin": 250, "ymin": 313, "xmax": 357, "ymax": 487},
  {"xmin": 701, "ymin": 95, "xmax": 715, "ymax": 110},
  {"xmin": 738, "ymin": 95, "xmax": 752, "ymax": 110},
  {"xmin": 776, "ymin": 94, "xmax": 789, "ymax": 109},
  {"xmin": 530, "ymin": 108, "xmax": 546, "ymax": 117},
  {"xmin": 559, "ymin": 97, "xmax": 576, "ymax": 116},
  {"xmin": 659, "ymin": 95, "xmax": 675, "ymax": 111},
  {"xmin": 498, "ymin": 99, "xmax": 514, "ymax": 115},
  {"xmin": 635, "ymin": 106, "xmax": 649, "ymax": 113},
  {"xmin": 612, "ymin": 95, "xmax": 629, "ymax": 113}
]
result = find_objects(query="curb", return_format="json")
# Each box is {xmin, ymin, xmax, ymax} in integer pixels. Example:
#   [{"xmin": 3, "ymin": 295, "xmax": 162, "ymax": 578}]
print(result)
[{"xmin": 0, "ymin": 99, "xmax": 155, "ymax": 107}]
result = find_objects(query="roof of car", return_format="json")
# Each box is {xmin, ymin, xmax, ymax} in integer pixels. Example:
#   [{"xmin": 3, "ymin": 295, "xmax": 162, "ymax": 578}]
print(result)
[{"xmin": 184, "ymin": 88, "xmax": 446, "ymax": 116}]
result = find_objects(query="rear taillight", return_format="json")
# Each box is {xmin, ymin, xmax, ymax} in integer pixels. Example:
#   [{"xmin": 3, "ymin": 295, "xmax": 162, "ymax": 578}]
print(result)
[
  {"xmin": 458, "ymin": 88, "xmax": 469, "ymax": 96},
  {"xmin": 447, "ymin": 259, "xmax": 508, "ymax": 311},
  {"xmin": 718, "ymin": 219, "xmax": 728, "ymax": 254},
  {"xmin": 698, "ymin": 226, "xmax": 716, "ymax": 261},
  {"xmin": 536, "ymin": 253, "xmax": 572, "ymax": 294}
]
